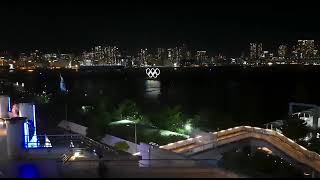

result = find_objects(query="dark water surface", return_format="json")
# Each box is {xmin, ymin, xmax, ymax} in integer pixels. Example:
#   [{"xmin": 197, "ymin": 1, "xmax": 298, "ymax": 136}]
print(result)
[{"xmin": 2, "ymin": 65, "xmax": 320, "ymax": 131}]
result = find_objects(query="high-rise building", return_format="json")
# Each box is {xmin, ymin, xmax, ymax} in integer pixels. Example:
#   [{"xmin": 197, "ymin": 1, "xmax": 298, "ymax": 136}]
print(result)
[
  {"xmin": 186, "ymin": 51, "xmax": 192, "ymax": 60},
  {"xmin": 94, "ymin": 46, "xmax": 103, "ymax": 63},
  {"xmin": 156, "ymin": 48, "xmax": 166, "ymax": 66},
  {"xmin": 138, "ymin": 48, "xmax": 148, "ymax": 66},
  {"xmin": 257, "ymin": 43, "xmax": 263, "ymax": 59},
  {"xmin": 196, "ymin": 51, "xmax": 207, "ymax": 64},
  {"xmin": 167, "ymin": 47, "xmax": 180, "ymax": 66},
  {"xmin": 31, "ymin": 50, "xmax": 42, "ymax": 63},
  {"xmin": 249, "ymin": 43, "xmax": 257, "ymax": 60},
  {"xmin": 297, "ymin": 40, "xmax": 315, "ymax": 59},
  {"xmin": 166, "ymin": 48, "xmax": 175, "ymax": 66},
  {"xmin": 278, "ymin": 45, "xmax": 287, "ymax": 58}
]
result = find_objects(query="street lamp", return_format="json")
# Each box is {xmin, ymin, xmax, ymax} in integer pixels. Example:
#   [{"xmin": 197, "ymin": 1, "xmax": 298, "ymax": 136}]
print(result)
[
  {"xmin": 185, "ymin": 123, "xmax": 192, "ymax": 132},
  {"xmin": 134, "ymin": 122, "xmax": 137, "ymax": 153},
  {"xmin": 109, "ymin": 119, "xmax": 138, "ymax": 153}
]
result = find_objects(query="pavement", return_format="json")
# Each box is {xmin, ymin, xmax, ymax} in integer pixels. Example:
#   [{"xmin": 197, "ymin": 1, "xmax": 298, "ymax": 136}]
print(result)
[{"xmin": 106, "ymin": 166, "xmax": 245, "ymax": 178}]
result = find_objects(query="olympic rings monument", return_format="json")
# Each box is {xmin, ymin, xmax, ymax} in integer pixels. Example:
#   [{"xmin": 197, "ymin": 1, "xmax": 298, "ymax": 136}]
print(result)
[{"xmin": 145, "ymin": 68, "xmax": 161, "ymax": 100}]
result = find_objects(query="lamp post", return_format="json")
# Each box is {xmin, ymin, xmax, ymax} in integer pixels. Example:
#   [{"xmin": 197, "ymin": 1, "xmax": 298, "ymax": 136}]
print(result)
[
  {"xmin": 134, "ymin": 122, "xmax": 137, "ymax": 153},
  {"xmin": 185, "ymin": 123, "xmax": 192, "ymax": 132}
]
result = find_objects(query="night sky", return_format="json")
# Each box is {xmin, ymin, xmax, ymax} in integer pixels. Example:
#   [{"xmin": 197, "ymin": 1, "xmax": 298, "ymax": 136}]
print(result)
[{"xmin": 0, "ymin": 1, "xmax": 320, "ymax": 56}]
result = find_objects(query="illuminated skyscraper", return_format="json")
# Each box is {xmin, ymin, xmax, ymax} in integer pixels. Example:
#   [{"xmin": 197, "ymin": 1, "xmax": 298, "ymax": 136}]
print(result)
[
  {"xmin": 31, "ymin": 50, "xmax": 42, "ymax": 63},
  {"xmin": 278, "ymin": 45, "xmax": 287, "ymax": 58},
  {"xmin": 167, "ymin": 47, "xmax": 180, "ymax": 66},
  {"xmin": 138, "ymin": 48, "xmax": 148, "ymax": 66},
  {"xmin": 186, "ymin": 51, "xmax": 192, "ymax": 60},
  {"xmin": 297, "ymin": 40, "xmax": 315, "ymax": 59},
  {"xmin": 156, "ymin": 48, "xmax": 166, "ymax": 66},
  {"xmin": 196, "ymin": 51, "xmax": 207, "ymax": 64},
  {"xmin": 249, "ymin": 43, "xmax": 257, "ymax": 59},
  {"xmin": 257, "ymin": 43, "xmax": 263, "ymax": 59},
  {"xmin": 94, "ymin": 46, "xmax": 103, "ymax": 63}
]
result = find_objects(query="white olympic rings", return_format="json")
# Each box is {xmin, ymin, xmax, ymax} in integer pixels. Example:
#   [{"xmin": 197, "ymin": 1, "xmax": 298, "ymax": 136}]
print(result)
[{"xmin": 146, "ymin": 68, "xmax": 160, "ymax": 78}]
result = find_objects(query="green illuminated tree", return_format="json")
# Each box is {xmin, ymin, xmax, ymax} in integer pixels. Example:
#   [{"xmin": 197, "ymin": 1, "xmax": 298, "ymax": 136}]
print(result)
[
  {"xmin": 113, "ymin": 99, "xmax": 152, "ymax": 126},
  {"xmin": 113, "ymin": 141, "xmax": 130, "ymax": 152},
  {"xmin": 154, "ymin": 106, "xmax": 200, "ymax": 134},
  {"xmin": 86, "ymin": 97, "xmax": 113, "ymax": 139}
]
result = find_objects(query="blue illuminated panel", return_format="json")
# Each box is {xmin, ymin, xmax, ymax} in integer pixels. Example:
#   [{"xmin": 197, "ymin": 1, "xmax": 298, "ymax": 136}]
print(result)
[
  {"xmin": 8, "ymin": 97, "xmax": 11, "ymax": 112},
  {"xmin": 23, "ymin": 105, "xmax": 52, "ymax": 149}
]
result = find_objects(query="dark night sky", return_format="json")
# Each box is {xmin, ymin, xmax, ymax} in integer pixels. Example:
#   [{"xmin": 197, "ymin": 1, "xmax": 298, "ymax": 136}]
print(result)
[{"xmin": 0, "ymin": 1, "xmax": 320, "ymax": 56}]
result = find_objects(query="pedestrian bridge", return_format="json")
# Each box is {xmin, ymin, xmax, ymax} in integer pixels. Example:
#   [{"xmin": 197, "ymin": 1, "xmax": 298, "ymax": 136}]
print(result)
[{"xmin": 159, "ymin": 126, "xmax": 320, "ymax": 172}]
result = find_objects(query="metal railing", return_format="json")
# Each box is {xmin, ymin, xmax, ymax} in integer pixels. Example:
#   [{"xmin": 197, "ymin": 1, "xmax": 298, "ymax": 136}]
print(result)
[
  {"xmin": 24, "ymin": 134, "xmax": 83, "ymax": 149},
  {"xmin": 162, "ymin": 126, "xmax": 320, "ymax": 172}
]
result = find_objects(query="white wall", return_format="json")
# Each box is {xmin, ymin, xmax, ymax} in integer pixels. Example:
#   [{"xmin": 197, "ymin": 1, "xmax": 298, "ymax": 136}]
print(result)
[
  {"xmin": 101, "ymin": 134, "xmax": 138, "ymax": 154},
  {"xmin": 0, "ymin": 96, "xmax": 9, "ymax": 118},
  {"xmin": 57, "ymin": 120, "xmax": 87, "ymax": 136},
  {"xmin": 58, "ymin": 120, "xmax": 138, "ymax": 154},
  {"xmin": 19, "ymin": 103, "xmax": 33, "ymax": 121}
]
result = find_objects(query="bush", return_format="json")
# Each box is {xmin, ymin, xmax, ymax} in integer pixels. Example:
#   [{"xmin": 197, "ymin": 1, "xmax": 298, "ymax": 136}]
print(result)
[{"xmin": 113, "ymin": 141, "xmax": 130, "ymax": 151}]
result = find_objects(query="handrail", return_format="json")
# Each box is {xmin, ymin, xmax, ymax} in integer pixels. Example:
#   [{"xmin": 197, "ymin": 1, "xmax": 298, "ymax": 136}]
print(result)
[
  {"xmin": 160, "ymin": 126, "xmax": 320, "ymax": 172},
  {"xmin": 215, "ymin": 127, "xmax": 320, "ymax": 159},
  {"xmin": 24, "ymin": 134, "xmax": 119, "ymax": 155}
]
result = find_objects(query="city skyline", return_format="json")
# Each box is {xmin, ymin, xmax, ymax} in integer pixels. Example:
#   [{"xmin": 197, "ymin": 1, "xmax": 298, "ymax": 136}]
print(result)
[{"xmin": 1, "ymin": 39, "xmax": 320, "ymax": 70}]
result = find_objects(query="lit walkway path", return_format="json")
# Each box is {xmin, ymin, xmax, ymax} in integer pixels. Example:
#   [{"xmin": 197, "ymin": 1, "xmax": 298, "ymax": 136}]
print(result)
[
  {"xmin": 61, "ymin": 160, "xmax": 244, "ymax": 178},
  {"xmin": 160, "ymin": 126, "xmax": 320, "ymax": 172}
]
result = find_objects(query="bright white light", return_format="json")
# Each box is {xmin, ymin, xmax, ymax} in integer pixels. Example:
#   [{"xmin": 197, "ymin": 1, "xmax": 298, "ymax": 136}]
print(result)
[
  {"xmin": 287, "ymin": 138, "xmax": 295, "ymax": 143},
  {"xmin": 159, "ymin": 130, "xmax": 188, "ymax": 137},
  {"xmin": 185, "ymin": 123, "xmax": 192, "ymax": 131},
  {"xmin": 133, "ymin": 152, "xmax": 141, "ymax": 156},
  {"xmin": 74, "ymin": 152, "xmax": 81, "ymax": 158},
  {"xmin": 257, "ymin": 147, "xmax": 272, "ymax": 154},
  {"xmin": 109, "ymin": 120, "xmax": 135, "ymax": 125},
  {"xmin": 267, "ymin": 62, "xmax": 273, "ymax": 66},
  {"xmin": 44, "ymin": 135, "xmax": 52, "ymax": 148},
  {"xmin": 299, "ymin": 145, "xmax": 307, "ymax": 151},
  {"xmin": 277, "ymin": 132, "xmax": 284, "ymax": 136}
]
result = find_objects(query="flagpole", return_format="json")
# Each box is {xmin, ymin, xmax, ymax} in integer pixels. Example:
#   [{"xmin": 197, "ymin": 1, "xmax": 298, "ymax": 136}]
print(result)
[{"xmin": 65, "ymin": 103, "xmax": 68, "ymax": 122}]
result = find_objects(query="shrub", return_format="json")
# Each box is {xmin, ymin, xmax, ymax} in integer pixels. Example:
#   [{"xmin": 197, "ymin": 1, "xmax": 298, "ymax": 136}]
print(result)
[{"xmin": 113, "ymin": 141, "xmax": 130, "ymax": 151}]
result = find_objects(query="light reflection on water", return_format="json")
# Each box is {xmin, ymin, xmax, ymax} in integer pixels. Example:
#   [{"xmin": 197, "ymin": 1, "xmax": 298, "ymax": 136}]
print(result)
[{"xmin": 145, "ymin": 80, "xmax": 161, "ymax": 100}]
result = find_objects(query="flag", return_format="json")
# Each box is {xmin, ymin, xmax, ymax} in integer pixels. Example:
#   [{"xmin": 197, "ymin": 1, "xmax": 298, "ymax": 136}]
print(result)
[{"xmin": 60, "ymin": 74, "xmax": 67, "ymax": 92}]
